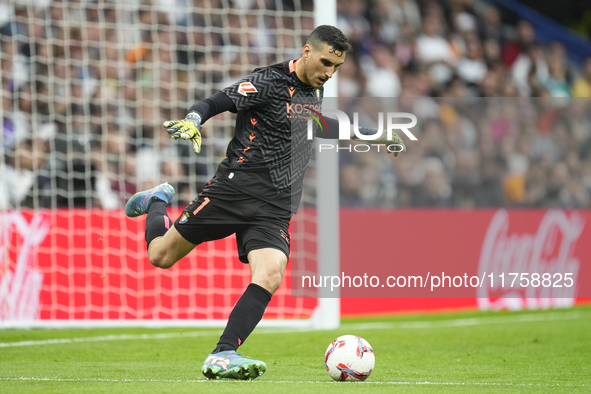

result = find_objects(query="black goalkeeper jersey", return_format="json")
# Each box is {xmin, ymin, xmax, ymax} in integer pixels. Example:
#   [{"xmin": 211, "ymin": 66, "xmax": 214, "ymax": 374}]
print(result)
[{"xmin": 215, "ymin": 59, "xmax": 323, "ymax": 213}]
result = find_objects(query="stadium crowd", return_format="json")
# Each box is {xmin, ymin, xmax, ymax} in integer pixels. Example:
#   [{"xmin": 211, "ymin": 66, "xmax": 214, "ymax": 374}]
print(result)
[{"xmin": 1, "ymin": 0, "xmax": 591, "ymax": 209}]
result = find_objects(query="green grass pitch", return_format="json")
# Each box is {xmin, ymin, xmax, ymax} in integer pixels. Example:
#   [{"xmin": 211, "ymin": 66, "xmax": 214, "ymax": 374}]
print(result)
[{"xmin": 1, "ymin": 306, "xmax": 590, "ymax": 393}]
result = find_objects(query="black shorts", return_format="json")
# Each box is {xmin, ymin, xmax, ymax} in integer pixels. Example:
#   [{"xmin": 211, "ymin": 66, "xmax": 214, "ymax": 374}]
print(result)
[{"xmin": 174, "ymin": 177, "xmax": 292, "ymax": 264}]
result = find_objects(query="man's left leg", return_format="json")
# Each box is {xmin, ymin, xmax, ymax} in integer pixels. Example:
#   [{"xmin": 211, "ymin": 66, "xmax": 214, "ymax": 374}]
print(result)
[{"xmin": 201, "ymin": 248, "xmax": 287, "ymax": 380}]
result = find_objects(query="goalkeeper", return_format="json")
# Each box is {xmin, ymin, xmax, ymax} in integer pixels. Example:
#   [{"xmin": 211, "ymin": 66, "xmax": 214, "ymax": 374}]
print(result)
[{"xmin": 125, "ymin": 25, "xmax": 405, "ymax": 381}]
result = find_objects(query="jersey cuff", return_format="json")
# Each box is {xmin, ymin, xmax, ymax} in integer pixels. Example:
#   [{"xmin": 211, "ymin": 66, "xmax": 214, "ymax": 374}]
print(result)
[{"xmin": 188, "ymin": 91, "xmax": 238, "ymax": 124}]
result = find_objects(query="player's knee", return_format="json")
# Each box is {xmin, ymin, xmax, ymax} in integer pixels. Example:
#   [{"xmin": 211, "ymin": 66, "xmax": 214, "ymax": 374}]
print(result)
[
  {"xmin": 148, "ymin": 249, "xmax": 175, "ymax": 269},
  {"xmin": 257, "ymin": 267, "xmax": 284, "ymax": 295},
  {"xmin": 269, "ymin": 269, "xmax": 284, "ymax": 287},
  {"xmin": 149, "ymin": 256, "xmax": 169, "ymax": 269},
  {"xmin": 249, "ymin": 249, "xmax": 287, "ymax": 294}
]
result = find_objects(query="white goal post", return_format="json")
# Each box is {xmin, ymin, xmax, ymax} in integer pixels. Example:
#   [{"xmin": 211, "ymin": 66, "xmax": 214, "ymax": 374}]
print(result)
[
  {"xmin": 311, "ymin": 0, "xmax": 340, "ymax": 330},
  {"xmin": 0, "ymin": 0, "xmax": 339, "ymax": 329}
]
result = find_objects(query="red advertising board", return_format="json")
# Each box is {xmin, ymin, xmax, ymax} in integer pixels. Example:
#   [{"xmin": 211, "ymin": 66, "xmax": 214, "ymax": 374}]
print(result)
[
  {"xmin": 1, "ymin": 209, "xmax": 589, "ymax": 323},
  {"xmin": 0, "ymin": 209, "xmax": 315, "ymax": 322},
  {"xmin": 339, "ymin": 209, "xmax": 591, "ymax": 315}
]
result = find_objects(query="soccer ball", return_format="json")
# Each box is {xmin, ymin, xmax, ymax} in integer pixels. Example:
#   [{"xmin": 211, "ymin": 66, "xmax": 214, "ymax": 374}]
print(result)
[{"xmin": 324, "ymin": 335, "xmax": 375, "ymax": 381}]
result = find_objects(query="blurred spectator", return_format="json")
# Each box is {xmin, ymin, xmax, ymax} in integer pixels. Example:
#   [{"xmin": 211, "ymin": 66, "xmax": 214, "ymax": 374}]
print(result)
[
  {"xmin": 413, "ymin": 157, "xmax": 453, "ymax": 207},
  {"xmin": 337, "ymin": 0, "xmax": 371, "ymax": 51},
  {"xmin": 478, "ymin": 5, "xmax": 506, "ymax": 43},
  {"xmin": 337, "ymin": 57, "xmax": 364, "ymax": 97},
  {"xmin": 544, "ymin": 56, "xmax": 573, "ymax": 97},
  {"xmin": 1, "ymin": 0, "xmax": 591, "ymax": 212},
  {"xmin": 503, "ymin": 173, "xmax": 526, "ymax": 206},
  {"xmin": 572, "ymin": 57, "xmax": 591, "ymax": 97},
  {"xmin": 524, "ymin": 164, "xmax": 548, "ymax": 207},
  {"xmin": 360, "ymin": 45, "xmax": 401, "ymax": 97},
  {"xmin": 340, "ymin": 163, "xmax": 364, "ymax": 207},
  {"xmin": 474, "ymin": 156, "xmax": 506, "ymax": 207},
  {"xmin": 548, "ymin": 42, "xmax": 577, "ymax": 86},
  {"xmin": 502, "ymin": 20, "xmax": 537, "ymax": 68},
  {"xmin": 456, "ymin": 33, "xmax": 487, "ymax": 86},
  {"xmin": 0, "ymin": 140, "xmax": 47, "ymax": 209},
  {"xmin": 415, "ymin": 14, "xmax": 456, "ymax": 85},
  {"xmin": 370, "ymin": 0, "xmax": 422, "ymax": 46},
  {"xmin": 511, "ymin": 43, "xmax": 548, "ymax": 96},
  {"xmin": 451, "ymin": 150, "xmax": 480, "ymax": 208}
]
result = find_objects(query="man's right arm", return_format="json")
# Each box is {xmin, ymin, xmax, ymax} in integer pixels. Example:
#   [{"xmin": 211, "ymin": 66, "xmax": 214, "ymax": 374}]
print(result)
[
  {"xmin": 163, "ymin": 91, "xmax": 237, "ymax": 154},
  {"xmin": 187, "ymin": 91, "xmax": 238, "ymax": 123}
]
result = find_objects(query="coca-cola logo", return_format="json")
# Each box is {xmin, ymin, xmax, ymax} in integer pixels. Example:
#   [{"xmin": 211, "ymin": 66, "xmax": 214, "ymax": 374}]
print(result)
[{"xmin": 477, "ymin": 210, "xmax": 583, "ymax": 311}]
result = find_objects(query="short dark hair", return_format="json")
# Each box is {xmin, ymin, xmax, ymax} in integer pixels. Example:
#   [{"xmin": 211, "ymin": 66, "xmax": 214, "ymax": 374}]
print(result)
[{"xmin": 307, "ymin": 25, "xmax": 351, "ymax": 55}]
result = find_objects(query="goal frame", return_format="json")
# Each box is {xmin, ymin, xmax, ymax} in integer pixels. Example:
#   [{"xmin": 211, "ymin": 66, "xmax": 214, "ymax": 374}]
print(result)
[{"xmin": 0, "ymin": 0, "xmax": 340, "ymax": 330}]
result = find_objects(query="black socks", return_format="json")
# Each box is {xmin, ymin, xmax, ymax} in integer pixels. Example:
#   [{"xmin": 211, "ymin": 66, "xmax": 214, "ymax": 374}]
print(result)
[
  {"xmin": 145, "ymin": 198, "xmax": 172, "ymax": 248},
  {"xmin": 143, "ymin": 199, "xmax": 274, "ymax": 354},
  {"xmin": 212, "ymin": 283, "xmax": 272, "ymax": 353}
]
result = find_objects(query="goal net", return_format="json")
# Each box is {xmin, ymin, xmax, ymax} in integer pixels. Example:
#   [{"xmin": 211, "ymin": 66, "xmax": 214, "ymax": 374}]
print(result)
[{"xmin": 0, "ymin": 0, "xmax": 337, "ymax": 328}]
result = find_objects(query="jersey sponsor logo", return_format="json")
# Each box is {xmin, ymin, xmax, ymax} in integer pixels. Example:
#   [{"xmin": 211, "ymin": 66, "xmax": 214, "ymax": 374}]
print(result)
[
  {"xmin": 238, "ymin": 82, "xmax": 258, "ymax": 96},
  {"xmin": 288, "ymin": 86, "xmax": 296, "ymax": 97},
  {"xmin": 286, "ymin": 102, "xmax": 322, "ymax": 119}
]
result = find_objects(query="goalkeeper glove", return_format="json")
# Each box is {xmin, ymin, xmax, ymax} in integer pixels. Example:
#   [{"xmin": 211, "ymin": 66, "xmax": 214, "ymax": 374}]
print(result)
[
  {"xmin": 354, "ymin": 128, "xmax": 406, "ymax": 157},
  {"xmin": 163, "ymin": 112, "xmax": 202, "ymax": 154}
]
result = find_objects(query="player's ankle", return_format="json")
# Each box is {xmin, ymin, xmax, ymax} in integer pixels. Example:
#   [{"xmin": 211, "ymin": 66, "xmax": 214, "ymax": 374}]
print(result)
[
  {"xmin": 147, "ymin": 197, "xmax": 167, "ymax": 212},
  {"xmin": 212, "ymin": 343, "xmax": 236, "ymax": 353}
]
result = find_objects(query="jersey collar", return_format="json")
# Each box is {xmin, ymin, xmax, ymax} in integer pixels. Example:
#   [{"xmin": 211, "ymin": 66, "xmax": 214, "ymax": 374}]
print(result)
[{"xmin": 288, "ymin": 58, "xmax": 312, "ymax": 88}]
